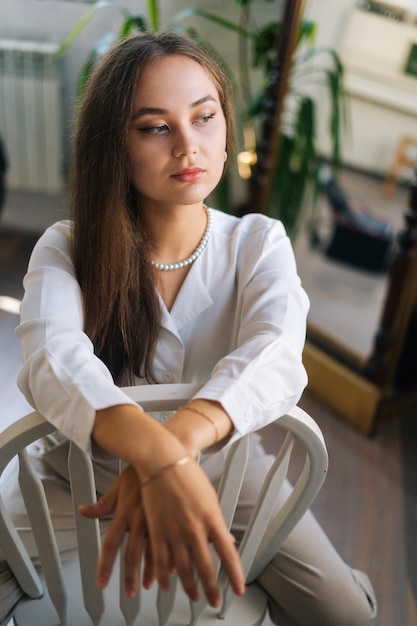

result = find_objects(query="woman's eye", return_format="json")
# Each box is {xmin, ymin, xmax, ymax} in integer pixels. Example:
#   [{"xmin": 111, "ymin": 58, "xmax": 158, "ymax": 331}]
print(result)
[
  {"xmin": 196, "ymin": 113, "xmax": 215, "ymax": 125},
  {"xmin": 139, "ymin": 124, "xmax": 168, "ymax": 134}
]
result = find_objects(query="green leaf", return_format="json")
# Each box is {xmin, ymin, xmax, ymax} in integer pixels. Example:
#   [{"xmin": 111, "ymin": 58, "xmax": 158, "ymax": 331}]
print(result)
[
  {"xmin": 76, "ymin": 55, "xmax": 97, "ymax": 101},
  {"xmin": 267, "ymin": 96, "xmax": 318, "ymax": 238},
  {"xmin": 119, "ymin": 16, "xmax": 148, "ymax": 38},
  {"xmin": 76, "ymin": 32, "xmax": 118, "ymax": 100},
  {"xmin": 146, "ymin": 0, "xmax": 160, "ymax": 32},
  {"xmin": 297, "ymin": 19, "xmax": 316, "ymax": 47},
  {"xmin": 56, "ymin": 0, "xmax": 132, "ymax": 58},
  {"xmin": 252, "ymin": 22, "xmax": 278, "ymax": 69}
]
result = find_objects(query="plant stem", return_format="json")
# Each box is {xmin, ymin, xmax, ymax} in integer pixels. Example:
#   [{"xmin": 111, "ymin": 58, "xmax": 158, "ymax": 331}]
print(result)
[
  {"xmin": 147, "ymin": 0, "xmax": 160, "ymax": 31},
  {"xmin": 238, "ymin": 5, "xmax": 252, "ymax": 106}
]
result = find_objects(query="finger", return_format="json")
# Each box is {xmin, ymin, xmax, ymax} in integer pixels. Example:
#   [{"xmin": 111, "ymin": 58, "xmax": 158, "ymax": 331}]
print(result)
[
  {"xmin": 79, "ymin": 499, "xmax": 112, "ymax": 519},
  {"xmin": 142, "ymin": 540, "xmax": 155, "ymax": 590},
  {"xmin": 168, "ymin": 549, "xmax": 177, "ymax": 574},
  {"xmin": 170, "ymin": 542, "xmax": 200, "ymax": 603},
  {"xmin": 147, "ymin": 533, "xmax": 172, "ymax": 592},
  {"xmin": 96, "ymin": 516, "xmax": 129, "ymax": 589},
  {"xmin": 79, "ymin": 489, "xmax": 117, "ymax": 519},
  {"xmin": 189, "ymin": 539, "xmax": 220, "ymax": 607},
  {"xmin": 211, "ymin": 529, "xmax": 245, "ymax": 597}
]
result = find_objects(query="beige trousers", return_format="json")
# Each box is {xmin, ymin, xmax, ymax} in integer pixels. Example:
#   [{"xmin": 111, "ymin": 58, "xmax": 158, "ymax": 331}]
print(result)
[
  {"xmin": 232, "ymin": 457, "xmax": 377, "ymax": 625},
  {"xmin": 206, "ymin": 437, "xmax": 377, "ymax": 626},
  {"xmin": 0, "ymin": 435, "xmax": 377, "ymax": 626}
]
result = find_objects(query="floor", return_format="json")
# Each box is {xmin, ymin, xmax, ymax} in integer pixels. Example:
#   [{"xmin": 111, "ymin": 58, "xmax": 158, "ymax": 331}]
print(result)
[
  {"xmin": 0, "ymin": 170, "xmax": 416, "ymax": 625},
  {"xmin": 294, "ymin": 167, "xmax": 409, "ymax": 361}
]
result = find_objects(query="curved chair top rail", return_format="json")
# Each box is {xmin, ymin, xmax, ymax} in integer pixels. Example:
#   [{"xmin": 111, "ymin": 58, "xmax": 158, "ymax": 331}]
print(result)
[{"xmin": 0, "ymin": 384, "xmax": 328, "ymax": 496}]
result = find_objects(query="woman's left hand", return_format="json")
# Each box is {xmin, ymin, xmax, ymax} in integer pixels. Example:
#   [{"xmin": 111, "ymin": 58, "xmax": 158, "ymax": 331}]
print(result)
[
  {"xmin": 79, "ymin": 464, "xmax": 150, "ymax": 598},
  {"xmin": 139, "ymin": 454, "xmax": 245, "ymax": 607}
]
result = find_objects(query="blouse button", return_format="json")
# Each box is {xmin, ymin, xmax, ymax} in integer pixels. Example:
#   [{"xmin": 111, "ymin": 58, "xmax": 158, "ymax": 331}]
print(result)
[
  {"xmin": 162, "ymin": 372, "xmax": 172, "ymax": 382},
  {"xmin": 160, "ymin": 414, "xmax": 169, "ymax": 422}
]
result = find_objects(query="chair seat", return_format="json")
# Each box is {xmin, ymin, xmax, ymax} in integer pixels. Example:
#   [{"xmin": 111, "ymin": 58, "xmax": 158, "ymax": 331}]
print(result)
[{"xmin": 14, "ymin": 553, "xmax": 268, "ymax": 626}]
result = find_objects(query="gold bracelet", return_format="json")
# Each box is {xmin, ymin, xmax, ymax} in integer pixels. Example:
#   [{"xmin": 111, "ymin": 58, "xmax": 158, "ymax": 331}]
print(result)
[
  {"xmin": 141, "ymin": 453, "xmax": 193, "ymax": 487},
  {"xmin": 180, "ymin": 405, "xmax": 220, "ymax": 443}
]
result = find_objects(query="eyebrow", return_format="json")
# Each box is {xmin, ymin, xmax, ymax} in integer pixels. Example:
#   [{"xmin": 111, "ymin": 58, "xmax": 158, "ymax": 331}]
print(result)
[{"xmin": 131, "ymin": 94, "xmax": 218, "ymax": 120}]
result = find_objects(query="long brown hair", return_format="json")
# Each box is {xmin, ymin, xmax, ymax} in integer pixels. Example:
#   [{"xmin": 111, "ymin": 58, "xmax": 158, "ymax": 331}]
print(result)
[{"xmin": 70, "ymin": 32, "xmax": 234, "ymax": 383}]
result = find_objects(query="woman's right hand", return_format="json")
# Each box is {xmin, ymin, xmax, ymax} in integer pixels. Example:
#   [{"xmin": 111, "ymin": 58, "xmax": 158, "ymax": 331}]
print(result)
[{"xmin": 79, "ymin": 464, "xmax": 148, "ymax": 598}]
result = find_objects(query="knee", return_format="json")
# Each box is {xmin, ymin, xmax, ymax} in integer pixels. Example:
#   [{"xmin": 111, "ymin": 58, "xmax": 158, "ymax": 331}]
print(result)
[{"xmin": 258, "ymin": 557, "xmax": 377, "ymax": 626}]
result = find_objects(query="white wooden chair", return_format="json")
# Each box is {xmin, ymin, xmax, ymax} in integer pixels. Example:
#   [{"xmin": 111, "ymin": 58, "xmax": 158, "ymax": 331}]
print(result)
[{"xmin": 0, "ymin": 383, "xmax": 328, "ymax": 625}]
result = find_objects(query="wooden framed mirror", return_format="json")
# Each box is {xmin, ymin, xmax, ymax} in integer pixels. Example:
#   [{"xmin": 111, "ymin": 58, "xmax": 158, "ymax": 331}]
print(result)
[
  {"xmin": 248, "ymin": 0, "xmax": 417, "ymax": 434},
  {"xmin": 303, "ymin": 175, "xmax": 417, "ymax": 435}
]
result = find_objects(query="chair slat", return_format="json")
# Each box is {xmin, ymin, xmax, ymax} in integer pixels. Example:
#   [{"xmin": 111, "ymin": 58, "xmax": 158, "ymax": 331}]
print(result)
[
  {"xmin": 157, "ymin": 575, "xmax": 179, "ymax": 626},
  {"xmin": 0, "ymin": 414, "xmax": 55, "ymax": 599},
  {"xmin": 18, "ymin": 449, "xmax": 70, "ymax": 626},
  {"xmin": 219, "ymin": 433, "xmax": 294, "ymax": 619},
  {"xmin": 247, "ymin": 407, "xmax": 328, "ymax": 581},
  {"xmin": 189, "ymin": 437, "xmax": 250, "ymax": 625},
  {"xmin": 68, "ymin": 442, "xmax": 105, "ymax": 626},
  {"xmin": 119, "ymin": 536, "xmax": 141, "ymax": 626},
  {"xmin": 217, "ymin": 437, "xmax": 250, "ymax": 530}
]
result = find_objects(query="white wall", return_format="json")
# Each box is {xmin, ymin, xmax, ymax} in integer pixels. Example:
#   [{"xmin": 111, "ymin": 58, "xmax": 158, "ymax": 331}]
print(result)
[{"xmin": 304, "ymin": 0, "xmax": 417, "ymax": 48}]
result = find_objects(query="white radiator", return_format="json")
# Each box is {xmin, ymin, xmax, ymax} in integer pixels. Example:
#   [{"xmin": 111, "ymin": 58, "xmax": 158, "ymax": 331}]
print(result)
[{"xmin": 0, "ymin": 39, "xmax": 64, "ymax": 193}]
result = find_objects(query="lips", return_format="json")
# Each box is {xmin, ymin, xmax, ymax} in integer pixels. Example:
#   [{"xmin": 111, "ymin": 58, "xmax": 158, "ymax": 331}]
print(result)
[{"xmin": 171, "ymin": 167, "xmax": 205, "ymax": 183}]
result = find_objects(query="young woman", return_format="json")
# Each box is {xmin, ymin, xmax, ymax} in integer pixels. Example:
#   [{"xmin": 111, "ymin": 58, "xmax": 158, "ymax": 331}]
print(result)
[{"xmin": 1, "ymin": 32, "xmax": 376, "ymax": 625}]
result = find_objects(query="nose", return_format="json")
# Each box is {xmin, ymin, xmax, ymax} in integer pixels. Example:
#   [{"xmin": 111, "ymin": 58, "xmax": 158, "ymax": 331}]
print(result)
[{"xmin": 172, "ymin": 126, "xmax": 199, "ymax": 158}]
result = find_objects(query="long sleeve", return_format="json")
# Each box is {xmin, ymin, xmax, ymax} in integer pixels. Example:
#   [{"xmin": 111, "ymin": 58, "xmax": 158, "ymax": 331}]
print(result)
[
  {"xmin": 191, "ymin": 213, "xmax": 310, "ymax": 443},
  {"xmin": 15, "ymin": 221, "xmax": 137, "ymax": 455}
]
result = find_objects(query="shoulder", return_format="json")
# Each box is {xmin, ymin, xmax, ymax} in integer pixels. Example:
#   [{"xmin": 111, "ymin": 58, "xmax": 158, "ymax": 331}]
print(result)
[
  {"xmin": 210, "ymin": 208, "xmax": 287, "ymax": 243},
  {"xmin": 32, "ymin": 219, "xmax": 73, "ymax": 248},
  {"xmin": 207, "ymin": 209, "xmax": 297, "ymax": 279},
  {"xmin": 28, "ymin": 220, "xmax": 74, "ymax": 271},
  {"xmin": 209, "ymin": 209, "xmax": 289, "ymax": 261}
]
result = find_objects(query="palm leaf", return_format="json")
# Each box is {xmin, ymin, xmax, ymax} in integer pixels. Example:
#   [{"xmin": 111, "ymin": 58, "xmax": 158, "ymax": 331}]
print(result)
[
  {"xmin": 119, "ymin": 16, "xmax": 148, "ymax": 38},
  {"xmin": 146, "ymin": 0, "xmax": 160, "ymax": 32},
  {"xmin": 268, "ymin": 97, "xmax": 317, "ymax": 238},
  {"xmin": 56, "ymin": 0, "xmax": 132, "ymax": 58},
  {"xmin": 76, "ymin": 32, "xmax": 117, "ymax": 99}
]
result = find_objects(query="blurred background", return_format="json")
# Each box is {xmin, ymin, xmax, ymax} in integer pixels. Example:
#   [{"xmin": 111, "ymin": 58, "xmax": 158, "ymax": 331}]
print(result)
[{"xmin": 0, "ymin": 1, "xmax": 416, "ymax": 624}]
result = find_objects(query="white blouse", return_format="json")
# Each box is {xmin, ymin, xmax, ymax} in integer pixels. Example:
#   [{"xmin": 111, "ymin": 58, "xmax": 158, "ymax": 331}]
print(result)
[{"xmin": 16, "ymin": 209, "xmax": 309, "ymax": 458}]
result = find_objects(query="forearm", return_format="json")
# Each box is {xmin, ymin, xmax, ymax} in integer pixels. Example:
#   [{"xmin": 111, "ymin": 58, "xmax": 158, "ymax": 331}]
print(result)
[
  {"xmin": 164, "ymin": 399, "xmax": 234, "ymax": 456},
  {"xmin": 94, "ymin": 399, "xmax": 233, "ymax": 475},
  {"xmin": 93, "ymin": 404, "xmax": 189, "ymax": 481}
]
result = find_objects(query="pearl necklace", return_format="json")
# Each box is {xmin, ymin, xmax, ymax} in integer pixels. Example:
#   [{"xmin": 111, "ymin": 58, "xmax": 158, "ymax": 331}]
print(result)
[{"xmin": 149, "ymin": 207, "xmax": 212, "ymax": 271}]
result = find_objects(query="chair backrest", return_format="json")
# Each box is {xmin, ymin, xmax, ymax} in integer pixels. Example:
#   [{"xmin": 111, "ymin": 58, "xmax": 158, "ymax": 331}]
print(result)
[{"xmin": 0, "ymin": 383, "xmax": 328, "ymax": 626}]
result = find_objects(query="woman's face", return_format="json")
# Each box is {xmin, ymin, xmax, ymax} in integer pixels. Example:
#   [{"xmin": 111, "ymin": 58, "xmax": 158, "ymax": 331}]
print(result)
[{"xmin": 127, "ymin": 55, "xmax": 227, "ymax": 212}]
